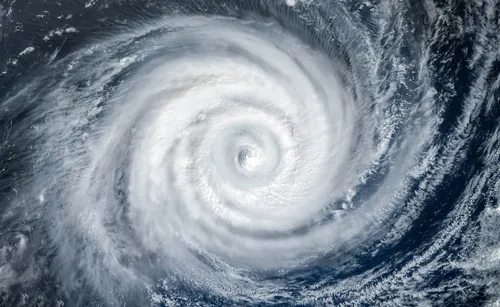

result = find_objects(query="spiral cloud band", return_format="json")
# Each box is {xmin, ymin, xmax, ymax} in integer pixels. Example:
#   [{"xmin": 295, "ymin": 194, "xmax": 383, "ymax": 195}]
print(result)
[
  {"xmin": 62, "ymin": 15, "xmax": 371, "ymax": 291},
  {"xmin": 0, "ymin": 1, "xmax": 499, "ymax": 306}
]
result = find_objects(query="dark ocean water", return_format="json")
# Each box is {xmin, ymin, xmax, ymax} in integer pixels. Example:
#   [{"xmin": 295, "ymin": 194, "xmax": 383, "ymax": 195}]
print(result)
[{"xmin": 0, "ymin": 1, "xmax": 499, "ymax": 306}]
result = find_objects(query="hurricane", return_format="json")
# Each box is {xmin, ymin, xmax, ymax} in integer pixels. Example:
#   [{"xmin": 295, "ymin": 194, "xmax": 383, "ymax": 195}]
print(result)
[{"xmin": 0, "ymin": 0, "xmax": 499, "ymax": 306}]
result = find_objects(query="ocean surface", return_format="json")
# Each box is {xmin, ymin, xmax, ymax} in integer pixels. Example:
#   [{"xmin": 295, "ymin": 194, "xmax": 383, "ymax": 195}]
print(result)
[{"xmin": 0, "ymin": 0, "xmax": 499, "ymax": 306}]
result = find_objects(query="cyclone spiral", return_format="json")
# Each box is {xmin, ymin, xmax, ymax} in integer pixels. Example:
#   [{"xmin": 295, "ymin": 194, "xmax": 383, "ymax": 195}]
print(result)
[{"xmin": 0, "ymin": 0, "xmax": 499, "ymax": 306}]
